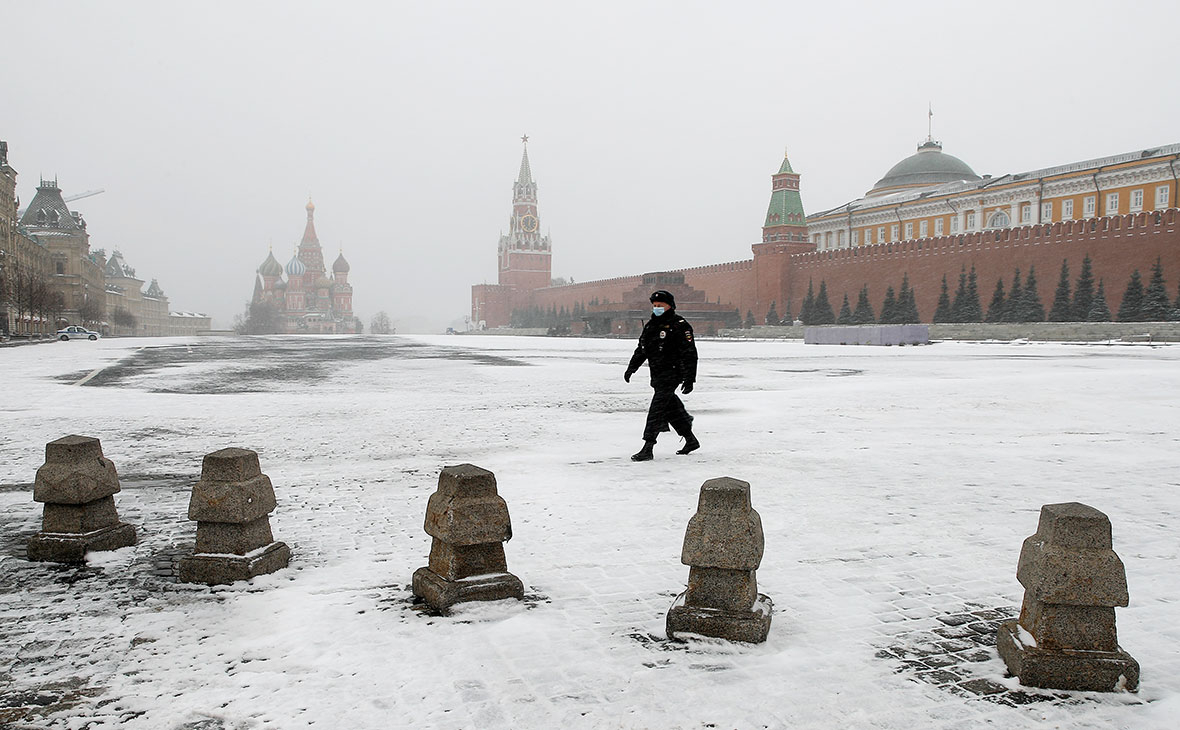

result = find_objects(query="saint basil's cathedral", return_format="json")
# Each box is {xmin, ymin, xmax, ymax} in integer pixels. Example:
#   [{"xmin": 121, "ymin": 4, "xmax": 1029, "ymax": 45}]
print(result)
[{"xmin": 253, "ymin": 200, "xmax": 359, "ymax": 334}]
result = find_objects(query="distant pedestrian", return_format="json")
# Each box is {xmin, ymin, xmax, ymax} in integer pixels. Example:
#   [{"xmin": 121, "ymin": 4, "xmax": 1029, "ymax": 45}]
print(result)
[{"xmin": 624, "ymin": 290, "xmax": 699, "ymax": 461}]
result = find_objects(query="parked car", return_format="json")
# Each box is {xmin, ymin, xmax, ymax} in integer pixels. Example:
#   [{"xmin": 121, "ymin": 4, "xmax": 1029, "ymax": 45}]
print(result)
[{"xmin": 56, "ymin": 325, "xmax": 101, "ymax": 341}]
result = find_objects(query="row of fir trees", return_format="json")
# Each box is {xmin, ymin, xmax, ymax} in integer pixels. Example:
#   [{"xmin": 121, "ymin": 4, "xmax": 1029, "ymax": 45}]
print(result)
[
  {"xmin": 787, "ymin": 255, "xmax": 1180, "ymax": 327},
  {"xmin": 788, "ymin": 276, "xmax": 922, "ymax": 326}
]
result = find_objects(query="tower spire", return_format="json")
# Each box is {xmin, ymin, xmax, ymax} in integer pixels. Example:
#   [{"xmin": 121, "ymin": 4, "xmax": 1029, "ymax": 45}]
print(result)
[{"xmin": 517, "ymin": 134, "xmax": 533, "ymax": 186}]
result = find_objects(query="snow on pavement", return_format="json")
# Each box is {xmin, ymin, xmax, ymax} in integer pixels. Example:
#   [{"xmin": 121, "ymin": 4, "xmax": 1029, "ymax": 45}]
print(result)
[{"xmin": 1, "ymin": 335, "xmax": 1177, "ymax": 729}]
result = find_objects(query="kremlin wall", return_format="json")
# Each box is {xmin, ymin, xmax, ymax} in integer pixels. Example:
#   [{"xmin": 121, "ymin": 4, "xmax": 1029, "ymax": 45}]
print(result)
[{"xmin": 473, "ymin": 138, "xmax": 1180, "ymax": 335}]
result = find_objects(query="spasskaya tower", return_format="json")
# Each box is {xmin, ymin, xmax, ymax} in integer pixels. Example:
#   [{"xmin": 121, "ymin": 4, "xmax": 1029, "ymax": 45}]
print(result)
[{"xmin": 497, "ymin": 135, "xmax": 552, "ymax": 290}]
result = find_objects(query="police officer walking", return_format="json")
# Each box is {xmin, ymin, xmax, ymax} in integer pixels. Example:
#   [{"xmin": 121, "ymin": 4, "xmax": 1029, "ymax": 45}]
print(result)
[{"xmin": 624, "ymin": 290, "xmax": 700, "ymax": 461}]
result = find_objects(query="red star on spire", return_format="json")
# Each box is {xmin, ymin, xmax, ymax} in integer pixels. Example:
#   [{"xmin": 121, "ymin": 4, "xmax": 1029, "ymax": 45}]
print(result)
[{"xmin": 521, "ymin": 134, "xmax": 529, "ymax": 144}]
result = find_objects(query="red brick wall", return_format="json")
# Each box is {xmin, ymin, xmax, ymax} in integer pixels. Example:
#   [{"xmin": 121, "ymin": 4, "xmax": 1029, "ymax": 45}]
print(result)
[
  {"xmin": 475, "ymin": 209, "xmax": 1179, "ymax": 328},
  {"xmin": 676, "ymin": 260, "xmax": 756, "ymax": 317},
  {"xmin": 472, "ymin": 284, "xmax": 515, "ymax": 327},
  {"xmin": 789, "ymin": 210, "xmax": 1180, "ymax": 321},
  {"xmin": 530, "ymin": 275, "xmax": 645, "ymax": 311},
  {"xmin": 499, "ymin": 251, "xmax": 551, "ymax": 291}
]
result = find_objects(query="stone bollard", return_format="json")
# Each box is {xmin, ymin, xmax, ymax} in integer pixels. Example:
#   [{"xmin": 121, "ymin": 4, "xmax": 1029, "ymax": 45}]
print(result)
[
  {"xmin": 412, "ymin": 464, "xmax": 523, "ymax": 612},
  {"xmin": 666, "ymin": 477, "xmax": 773, "ymax": 643},
  {"xmin": 178, "ymin": 448, "xmax": 291, "ymax": 586},
  {"xmin": 997, "ymin": 502, "xmax": 1139, "ymax": 691},
  {"xmin": 27, "ymin": 435, "xmax": 137, "ymax": 562}
]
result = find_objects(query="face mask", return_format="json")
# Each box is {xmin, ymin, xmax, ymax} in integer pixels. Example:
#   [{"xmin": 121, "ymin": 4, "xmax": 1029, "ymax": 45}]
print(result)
[{"xmin": 652, "ymin": 306, "xmax": 666, "ymax": 316}]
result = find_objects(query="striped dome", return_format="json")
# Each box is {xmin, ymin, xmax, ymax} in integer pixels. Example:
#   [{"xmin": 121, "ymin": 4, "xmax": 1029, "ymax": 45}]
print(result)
[{"xmin": 285, "ymin": 255, "xmax": 307, "ymax": 276}]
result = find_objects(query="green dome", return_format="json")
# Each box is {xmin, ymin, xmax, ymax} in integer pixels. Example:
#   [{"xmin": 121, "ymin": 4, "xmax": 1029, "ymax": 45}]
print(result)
[
  {"xmin": 869, "ymin": 141, "xmax": 980, "ymax": 195},
  {"xmin": 258, "ymin": 251, "xmax": 283, "ymax": 277}
]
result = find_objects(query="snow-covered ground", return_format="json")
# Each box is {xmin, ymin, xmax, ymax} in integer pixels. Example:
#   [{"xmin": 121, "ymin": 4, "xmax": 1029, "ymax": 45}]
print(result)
[{"xmin": 1, "ymin": 335, "xmax": 1177, "ymax": 730}]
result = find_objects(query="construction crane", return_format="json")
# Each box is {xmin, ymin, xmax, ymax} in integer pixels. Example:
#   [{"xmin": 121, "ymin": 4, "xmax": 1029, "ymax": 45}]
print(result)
[
  {"xmin": 17, "ymin": 188, "xmax": 104, "ymax": 217},
  {"xmin": 63, "ymin": 189, "xmax": 105, "ymax": 203}
]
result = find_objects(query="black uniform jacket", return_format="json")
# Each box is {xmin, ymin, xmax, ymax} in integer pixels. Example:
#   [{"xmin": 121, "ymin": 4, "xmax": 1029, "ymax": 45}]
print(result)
[{"xmin": 627, "ymin": 311, "xmax": 698, "ymax": 384}]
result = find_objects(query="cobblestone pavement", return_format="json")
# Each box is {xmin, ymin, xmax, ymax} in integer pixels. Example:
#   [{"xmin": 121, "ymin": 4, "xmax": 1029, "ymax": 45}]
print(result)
[
  {"xmin": 1, "ymin": 337, "xmax": 1176, "ymax": 729},
  {"xmin": 0, "ymin": 474, "xmax": 1159, "ymax": 729}
]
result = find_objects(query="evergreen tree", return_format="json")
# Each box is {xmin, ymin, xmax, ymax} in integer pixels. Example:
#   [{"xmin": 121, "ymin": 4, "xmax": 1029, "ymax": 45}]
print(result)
[
  {"xmin": 1117, "ymin": 270, "xmax": 1145, "ymax": 322},
  {"xmin": 933, "ymin": 274, "xmax": 952, "ymax": 323},
  {"xmin": 1088, "ymin": 279, "xmax": 1112, "ymax": 321},
  {"xmin": 812, "ymin": 281, "xmax": 836, "ymax": 324},
  {"xmin": 1141, "ymin": 257, "xmax": 1171, "ymax": 321},
  {"xmin": 765, "ymin": 301, "xmax": 779, "ymax": 325},
  {"xmin": 837, "ymin": 294, "xmax": 854, "ymax": 324},
  {"xmin": 799, "ymin": 279, "xmax": 815, "ymax": 325},
  {"xmin": 949, "ymin": 266, "xmax": 969, "ymax": 322},
  {"xmin": 880, "ymin": 286, "xmax": 898, "ymax": 324},
  {"xmin": 1048, "ymin": 259, "xmax": 1072, "ymax": 321},
  {"xmin": 985, "ymin": 279, "xmax": 1006, "ymax": 323},
  {"xmin": 745, "ymin": 310, "xmax": 756, "ymax": 328},
  {"xmin": 896, "ymin": 273, "xmax": 919, "ymax": 323},
  {"xmin": 964, "ymin": 265, "xmax": 983, "ymax": 322},
  {"xmin": 1003, "ymin": 269, "xmax": 1023, "ymax": 322},
  {"xmin": 1021, "ymin": 265, "xmax": 1045, "ymax": 322},
  {"xmin": 1071, "ymin": 255, "xmax": 1095, "ymax": 321},
  {"xmin": 853, "ymin": 285, "xmax": 875, "ymax": 324},
  {"xmin": 781, "ymin": 300, "xmax": 793, "ymax": 325}
]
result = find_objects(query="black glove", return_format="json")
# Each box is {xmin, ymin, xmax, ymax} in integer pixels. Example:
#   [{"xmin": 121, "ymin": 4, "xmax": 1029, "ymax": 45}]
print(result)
[
  {"xmin": 681, "ymin": 381, "xmax": 694, "ymax": 394},
  {"xmin": 624, "ymin": 369, "xmax": 634, "ymax": 383}
]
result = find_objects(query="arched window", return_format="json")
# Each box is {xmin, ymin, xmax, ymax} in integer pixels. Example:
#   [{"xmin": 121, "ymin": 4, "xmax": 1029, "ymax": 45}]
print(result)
[{"xmin": 987, "ymin": 211, "xmax": 1011, "ymax": 229}]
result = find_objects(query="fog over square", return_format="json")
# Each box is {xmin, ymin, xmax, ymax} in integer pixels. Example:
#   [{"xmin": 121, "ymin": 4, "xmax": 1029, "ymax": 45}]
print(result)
[{"xmin": 3, "ymin": 1, "xmax": 1177, "ymax": 331}]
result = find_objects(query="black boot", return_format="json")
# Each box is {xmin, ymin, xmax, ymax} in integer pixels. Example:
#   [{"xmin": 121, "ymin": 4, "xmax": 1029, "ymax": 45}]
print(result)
[
  {"xmin": 676, "ymin": 432, "xmax": 700, "ymax": 455},
  {"xmin": 631, "ymin": 440, "xmax": 655, "ymax": 461}
]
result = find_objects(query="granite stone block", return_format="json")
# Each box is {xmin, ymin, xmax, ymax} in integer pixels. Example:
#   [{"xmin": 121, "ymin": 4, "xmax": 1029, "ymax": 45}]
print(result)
[
  {"xmin": 199, "ymin": 448, "xmax": 263, "ymax": 483},
  {"xmin": 187, "ymin": 474, "xmax": 277, "ymax": 524},
  {"xmin": 179, "ymin": 542, "xmax": 291, "ymax": 586},
  {"xmin": 413, "ymin": 464, "xmax": 522, "ymax": 611},
  {"xmin": 685, "ymin": 567, "xmax": 757, "ymax": 612},
  {"xmin": 667, "ymin": 477, "xmax": 771, "ymax": 643},
  {"xmin": 427, "ymin": 539, "xmax": 508, "ymax": 581},
  {"xmin": 998, "ymin": 502, "xmax": 1138, "ymax": 692},
  {"xmin": 423, "ymin": 465, "xmax": 512, "ymax": 546},
  {"xmin": 681, "ymin": 477, "xmax": 763, "ymax": 570},
  {"xmin": 33, "ymin": 435, "xmax": 120, "ymax": 505},
  {"xmin": 41, "ymin": 497, "xmax": 120, "ymax": 533},
  {"xmin": 997, "ymin": 620, "xmax": 1139, "ymax": 692},
  {"xmin": 412, "ymin": 567, "xmax": 524, "ymax": 612},
  {"xmin": 667, "ymin": 593, "xmax": 774, "ymax": 644},
  {"xmin": 27, "ymin": 522, "xmax": 137, "ymax": 563},
  {"xmin": 195, "ymin": 516, "xmax": 275, "ymax": 555}
]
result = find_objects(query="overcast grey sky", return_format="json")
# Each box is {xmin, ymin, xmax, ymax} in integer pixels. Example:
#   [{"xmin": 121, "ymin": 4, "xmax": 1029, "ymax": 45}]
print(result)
[{"xmin": 4, "ymin": 1, "xmax": 1177, "ymax": 331}]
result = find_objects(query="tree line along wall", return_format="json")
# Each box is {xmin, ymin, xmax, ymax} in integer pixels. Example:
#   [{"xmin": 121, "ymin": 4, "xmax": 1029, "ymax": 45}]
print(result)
[{"xmin": 788, "ymin": 210, "xmax": 1180, "ymax": 323}]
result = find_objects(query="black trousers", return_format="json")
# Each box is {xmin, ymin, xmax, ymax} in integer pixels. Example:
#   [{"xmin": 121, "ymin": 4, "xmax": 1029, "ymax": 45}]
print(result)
[{"xmin": 642, "ymin": 373, "xmax": 692, "ymax": 442}]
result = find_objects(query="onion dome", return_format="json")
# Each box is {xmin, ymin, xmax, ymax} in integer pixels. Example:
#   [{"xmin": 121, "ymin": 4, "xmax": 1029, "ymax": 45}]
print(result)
[
  {"xmin": 258, "ymin": 251, "xmax": 283, "ymax": 277},
  {"xmin": 285, "ymin": 254, "xmax": 307, "ymax": 276},
  {"xmin": 868, "ymin": 140, "xmax": 980, "ymax": 196},
  {"xmin": 333, "ymin": 252, "xmax": 350, "ymax": 273}
]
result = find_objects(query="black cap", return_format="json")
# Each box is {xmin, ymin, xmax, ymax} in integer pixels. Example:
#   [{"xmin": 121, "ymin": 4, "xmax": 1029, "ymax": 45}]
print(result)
[{"xmin": 650, "ymin": 290, "xmax": 676, "ymax": 308}]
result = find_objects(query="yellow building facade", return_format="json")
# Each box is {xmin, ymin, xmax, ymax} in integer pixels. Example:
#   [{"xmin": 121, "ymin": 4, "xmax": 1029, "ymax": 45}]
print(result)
[{"xmin": 807, "ymin": 141, "xmax": 1180, "ymax": 250}]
